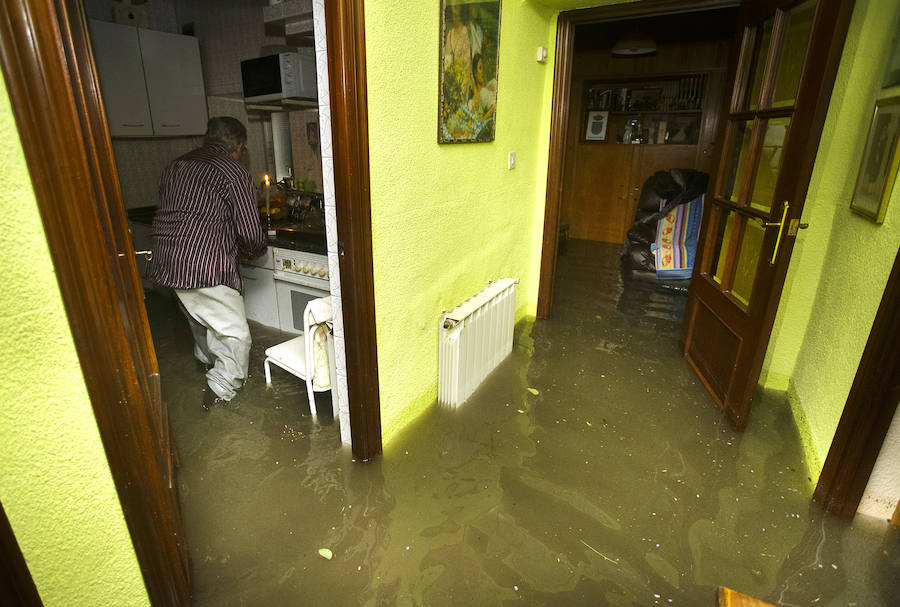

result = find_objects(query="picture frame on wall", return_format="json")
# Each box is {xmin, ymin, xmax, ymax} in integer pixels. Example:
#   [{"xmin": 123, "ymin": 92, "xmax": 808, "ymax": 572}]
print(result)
[
  {"xmin": 850, "ymin": 97, "xmax": 900, "ymax": 223},
  {"xmin": 438, "ymin": 0, "xmax": 502, "ymax": 144},
  {"xmin": 585, "ymin": 110, "xmax": 609, "ymax": 141},
  {"xmin": 883, "ymin": 28, "xmax": 900, "ymax": 88}
]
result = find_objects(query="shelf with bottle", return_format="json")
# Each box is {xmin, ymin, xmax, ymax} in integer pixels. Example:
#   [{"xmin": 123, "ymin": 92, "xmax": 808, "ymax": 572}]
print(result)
[{"xmin": 582, "ymin": 73, "xmax": 707, "ymax": 145}]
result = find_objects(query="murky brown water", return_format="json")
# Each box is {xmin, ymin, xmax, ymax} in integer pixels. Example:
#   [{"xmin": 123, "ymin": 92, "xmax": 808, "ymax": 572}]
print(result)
[{"xmin": 150, "ymin": 240, "xmax": 899, "ymax": 606}]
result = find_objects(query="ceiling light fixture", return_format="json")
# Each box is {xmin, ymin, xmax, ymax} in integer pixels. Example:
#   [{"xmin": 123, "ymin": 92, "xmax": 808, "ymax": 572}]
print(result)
[{"xmin": 611, "ymin": 33, "xmax": 657, "ymax": 57}]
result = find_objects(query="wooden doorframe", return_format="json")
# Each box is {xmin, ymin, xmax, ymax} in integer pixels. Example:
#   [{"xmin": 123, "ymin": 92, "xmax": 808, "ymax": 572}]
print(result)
[
  {"xmin": 813, "ymin": 248, "xmax": 900, "ymax": 517},
  {"xmin": 325, "ymin": 0, "xmax": 383, "ymax": 461},
  {"xmin": 1, "ymin": 0, "xmax": 191, "ymax": 603},
  {"xmin": 0, "ymin": 0, "xmax": 381, "ymax": 602},
  {"xmin": 536, "ymin": 0, "xmax": 741, "ymax": 319},
  {"xmin": 0, "ymin": 502, "xmax": 42, "ymax": 607}
]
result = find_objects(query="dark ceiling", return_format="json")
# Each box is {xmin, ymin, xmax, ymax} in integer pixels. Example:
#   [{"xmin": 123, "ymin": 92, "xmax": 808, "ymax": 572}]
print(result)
[{"xmin": 574, "ymin": 7, "xmax": 740, "ymax": 52}]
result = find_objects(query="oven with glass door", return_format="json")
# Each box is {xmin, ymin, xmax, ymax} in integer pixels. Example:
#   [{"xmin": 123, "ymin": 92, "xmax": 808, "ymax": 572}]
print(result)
[{"xmin": 272, "ymin": 247, "xmax": 330, "ymax": 335}]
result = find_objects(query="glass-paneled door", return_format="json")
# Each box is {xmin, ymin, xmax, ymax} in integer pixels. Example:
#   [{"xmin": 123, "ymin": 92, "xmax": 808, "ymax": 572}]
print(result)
[{"xmin": 683, "ymin": 0, "xmax": 853, "ymax": 428}]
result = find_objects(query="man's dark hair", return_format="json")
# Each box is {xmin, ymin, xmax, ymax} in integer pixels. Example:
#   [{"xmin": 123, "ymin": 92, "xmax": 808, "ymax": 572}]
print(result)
[{"xmin": 204, "ymin": 116, "xmax": 247, "ymax": 152}]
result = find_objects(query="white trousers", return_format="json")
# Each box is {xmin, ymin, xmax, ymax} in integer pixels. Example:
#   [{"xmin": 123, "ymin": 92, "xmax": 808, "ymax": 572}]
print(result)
[{"xmin": 174, "ymin": 285, "xmax": 251, "ymax": 401}]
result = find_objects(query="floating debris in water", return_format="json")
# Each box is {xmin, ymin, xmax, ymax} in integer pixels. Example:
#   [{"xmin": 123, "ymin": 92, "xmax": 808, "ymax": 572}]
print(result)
[
  {"xmin": 527, "ymin": 388, "xmax": 539, "ymax": 395},
  {"xmin": 318, "ymin": 548, "xmax": 333, "ymax": 560}
]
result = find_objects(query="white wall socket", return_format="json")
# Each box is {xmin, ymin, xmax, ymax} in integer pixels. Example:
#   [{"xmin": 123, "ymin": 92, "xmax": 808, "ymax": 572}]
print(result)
[
  {"xmin": 537, "ymin": 46, "xmax": 548, "ymax": 63},
  {"xmin": 508, "ymin": 152, "xmax": 516, "ymax": 170}
]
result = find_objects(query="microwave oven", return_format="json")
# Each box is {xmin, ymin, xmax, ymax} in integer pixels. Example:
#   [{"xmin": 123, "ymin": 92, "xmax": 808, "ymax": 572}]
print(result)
[{"xmin": 240, "ymin": 52, "xmax": 316, "ymax": 102}]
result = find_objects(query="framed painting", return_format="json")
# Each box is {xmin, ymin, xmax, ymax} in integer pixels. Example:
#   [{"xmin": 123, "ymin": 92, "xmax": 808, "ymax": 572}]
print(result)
[
  {"xmin": 850, "ymin": 97, "xmax": 900, "ymax": 224},
  {"xmin": 884, "ymin": 28, "xmax": 900, "ymax": 88},
  {"xmin": 584, "ymin": 110, "xmax": 608, "ymax": 141},
  {"xmin": 439, "ymin": 0, "xmax": 502, "ymax": 143}
]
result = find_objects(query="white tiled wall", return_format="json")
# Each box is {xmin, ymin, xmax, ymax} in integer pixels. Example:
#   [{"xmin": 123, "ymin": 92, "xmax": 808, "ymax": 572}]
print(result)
[{"xmin": 313, "ymin": 0, "xmax": 351, "ymax": 445}]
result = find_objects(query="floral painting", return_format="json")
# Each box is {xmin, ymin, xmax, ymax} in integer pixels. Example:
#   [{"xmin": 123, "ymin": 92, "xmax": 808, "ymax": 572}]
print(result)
[{"xmin": 439, "ymin": 0, "xmax": 501, "ymax": 143}]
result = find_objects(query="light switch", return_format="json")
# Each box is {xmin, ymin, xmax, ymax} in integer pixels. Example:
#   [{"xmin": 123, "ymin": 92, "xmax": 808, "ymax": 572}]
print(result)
[
  {"xmin": 537, "ymin": 46, "xmax": 548, "ymax": 63},
  {"xmin": 508, "ymin": 151, "xmax": 516, "ymax": 170}
]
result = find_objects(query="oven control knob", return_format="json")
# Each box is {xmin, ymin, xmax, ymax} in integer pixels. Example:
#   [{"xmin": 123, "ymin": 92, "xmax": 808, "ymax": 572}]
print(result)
[
  {"xmin": 318, "ymin": 268, "xmax": 327, "ymax": 277},
  {"xmin": 302, "ymin": 264, "xmax": 311, "ymax": 273}
]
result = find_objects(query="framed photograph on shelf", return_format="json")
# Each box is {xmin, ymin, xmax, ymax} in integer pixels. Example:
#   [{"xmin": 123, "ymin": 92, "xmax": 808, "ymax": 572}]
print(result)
[
  {"xmin": 584, "ymin": 110, "xmax": 609, "ymax": 141},
  {"xmin": 438, "ymin": 0, "xmax": 503, "ymax": 143},
  {"xmin": 850, "ymin": 97, "xmax": 900, "ymax": 223},
  {"xmin": 627, "ymin": 88, "xmax": 661, "ymax": 111}
]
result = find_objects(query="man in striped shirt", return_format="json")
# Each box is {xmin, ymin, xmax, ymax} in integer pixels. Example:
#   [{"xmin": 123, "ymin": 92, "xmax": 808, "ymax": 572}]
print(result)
[{"xmin": 148, "ymin": 116, "xmax": 267, "ymax": 410}]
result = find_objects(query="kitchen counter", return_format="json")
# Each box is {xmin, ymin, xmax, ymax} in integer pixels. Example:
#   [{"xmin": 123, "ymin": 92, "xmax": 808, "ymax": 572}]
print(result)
[{"xmin": 127, "ymin": 206, "xmax": 326, "ymax": 254}]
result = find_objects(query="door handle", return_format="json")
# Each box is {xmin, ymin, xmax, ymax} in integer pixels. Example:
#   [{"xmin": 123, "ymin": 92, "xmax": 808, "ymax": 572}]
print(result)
[
  {"xmin": 118, "ymin": 250, "xmax": 153, "ymax": 261},
  {"xmin": 753, "ymin": 201, "xmax": 790, "ymax": 265}
]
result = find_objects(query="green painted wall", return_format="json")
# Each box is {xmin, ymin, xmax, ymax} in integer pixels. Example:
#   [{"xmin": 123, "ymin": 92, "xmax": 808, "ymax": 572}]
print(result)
[
  {"xmin": 0, "ymin": 74, "xmax": 149, "ymax": 605},
  {"xmin": 761, "ymin": 0, "xmax": 900, "ymax": 473},
  {"xmin": 364, "ymin": 0, "xmax": 556, "ymax": 446}
]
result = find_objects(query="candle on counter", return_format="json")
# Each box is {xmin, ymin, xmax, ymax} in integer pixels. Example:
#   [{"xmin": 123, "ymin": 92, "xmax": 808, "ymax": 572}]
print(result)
[{"xmin": 264, "ymin": 174, "xmax": 275, "ymax": 235}]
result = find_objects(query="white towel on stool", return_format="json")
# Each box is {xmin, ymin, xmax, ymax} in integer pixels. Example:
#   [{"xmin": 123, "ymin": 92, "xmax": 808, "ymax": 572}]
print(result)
[
  {"xmin": 307, "ymin": 297, "xmax": 333, "ymax": 390},
  {"xmin": 307, "ymin": 296, "xmax": 332, "ymax": 325}
]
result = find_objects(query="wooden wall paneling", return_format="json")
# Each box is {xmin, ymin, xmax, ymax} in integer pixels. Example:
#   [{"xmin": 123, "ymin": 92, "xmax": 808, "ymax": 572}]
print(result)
[{"xmin": 570, "ymin": 145, "xmax": 633, "ymax": 242}]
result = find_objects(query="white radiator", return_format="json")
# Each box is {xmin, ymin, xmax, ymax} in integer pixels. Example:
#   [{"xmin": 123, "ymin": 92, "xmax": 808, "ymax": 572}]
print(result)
[{"xmin": 439, "ymin": 278, "xmax": 519, "ymax": 407}]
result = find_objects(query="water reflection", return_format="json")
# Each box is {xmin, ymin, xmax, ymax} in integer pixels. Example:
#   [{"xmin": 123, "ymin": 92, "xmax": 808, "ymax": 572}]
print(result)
[{"xmin": 148, "ymin": 240, "xmax": 898, "ymax": 606}]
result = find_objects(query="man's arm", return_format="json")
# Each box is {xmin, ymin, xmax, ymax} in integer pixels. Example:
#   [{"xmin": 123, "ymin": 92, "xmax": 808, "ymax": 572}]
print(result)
[{"xmin": 231, "ymin": 171, "xmax": 267, "ymax": 258}]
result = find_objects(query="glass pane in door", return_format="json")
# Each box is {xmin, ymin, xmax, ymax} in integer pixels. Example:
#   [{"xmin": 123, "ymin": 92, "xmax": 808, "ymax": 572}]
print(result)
[
  {"xmin": 772, "ymin": 0, "xmax": 817, "ymax": 108},
  {"xmin": 750, "ymin": 117, "xmax": 791, "ymax": 212},
  {"xmin": 732, "ymin": 219, "xmax": 766, "ymax": 305},
  {"xmin": 743, "ymin": 17, "xmax": 774, "ymax": 111},
  {"xmin": 709, "ymin": 208, "xmax": 736, "ymax": 285},
  {"xmin": 724, "ymin": 120, "xmax": 754, "ymax": 202}
]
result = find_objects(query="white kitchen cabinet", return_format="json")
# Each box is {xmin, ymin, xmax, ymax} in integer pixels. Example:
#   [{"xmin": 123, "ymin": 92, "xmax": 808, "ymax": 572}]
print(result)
[
  {"xmin": 138, "ymin": 29, "xmax": 208, "ymax": 136},
  {"xmin": 240, "ymin": 252, "xmax": 279, "ymax": 329},
  {"xmin": 89, "ymin": 20, "xmax": 153, "ymax": 137},
  {"xmin": 89, "ymin": 20, "xmax": 208, "ymax": 137}
]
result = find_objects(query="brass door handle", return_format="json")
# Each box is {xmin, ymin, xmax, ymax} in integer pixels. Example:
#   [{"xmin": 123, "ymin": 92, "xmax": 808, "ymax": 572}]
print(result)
[
  {"xmin": 753, "ymin": 202, "xmax": 790, "ymax": 265},
  {"xmin": 118, "ymin": 250, "xmax": 152, "ymax": 261},
  {"xmin": 754, "ymin": 203, "xmax": 809, "ymax": 265}
]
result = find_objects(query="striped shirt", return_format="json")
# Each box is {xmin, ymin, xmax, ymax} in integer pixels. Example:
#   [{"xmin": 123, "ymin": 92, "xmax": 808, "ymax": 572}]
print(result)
[{"xmin": 148, "ymin": 143, "xmax": 266, "ymax": 293}]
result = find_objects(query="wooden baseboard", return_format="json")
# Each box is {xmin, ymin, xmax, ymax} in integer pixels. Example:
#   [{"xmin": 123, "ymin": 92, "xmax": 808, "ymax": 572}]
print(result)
[{"xmin": 717, "ymin": 586, "xmax": 775, "ymax": 607}]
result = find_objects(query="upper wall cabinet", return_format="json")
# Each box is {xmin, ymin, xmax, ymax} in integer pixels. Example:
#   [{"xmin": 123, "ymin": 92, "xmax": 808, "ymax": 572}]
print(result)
[{"xmin": 89, "ymin": 20, "xmax": 208, "ymax": 137}]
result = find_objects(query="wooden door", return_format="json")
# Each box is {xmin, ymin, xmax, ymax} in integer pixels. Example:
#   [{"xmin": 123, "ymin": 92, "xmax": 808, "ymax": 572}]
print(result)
[
  {"xmin": 0, "ymin": 0, "xmax": 191, "ymax": 603},
  {"xmin": 683, "ymin": 0, "xmax": 854, "ymax": 428}
]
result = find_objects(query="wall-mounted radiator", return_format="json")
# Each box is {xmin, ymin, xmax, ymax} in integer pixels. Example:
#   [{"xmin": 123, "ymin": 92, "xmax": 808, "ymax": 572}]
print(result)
[{"xmin": 439, "ymin": 278, "xmax": 519, "ymax": 407}]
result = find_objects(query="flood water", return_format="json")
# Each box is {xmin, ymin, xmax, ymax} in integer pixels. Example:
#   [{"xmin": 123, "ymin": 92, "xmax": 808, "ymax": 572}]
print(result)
[{"xmin": 151, "ymin": 240, "xmax": 899, "ymax": 606}]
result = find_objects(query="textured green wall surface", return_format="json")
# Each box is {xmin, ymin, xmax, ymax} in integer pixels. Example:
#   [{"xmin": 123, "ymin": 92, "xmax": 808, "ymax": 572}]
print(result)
[
  {"xmin": 761, "ymin": 0, "xmax": 900, "ymax": 472},
  {"xmin": 0, "ymin": 74, "xmax": 150, "ymax": 605},
  {"xmin": 364, "ymin": 0, "xmax": 557, "ymax": 446}
]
